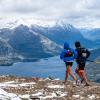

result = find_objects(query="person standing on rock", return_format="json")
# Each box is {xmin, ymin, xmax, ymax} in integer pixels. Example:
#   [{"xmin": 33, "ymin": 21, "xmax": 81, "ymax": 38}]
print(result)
[
  {"xmin": 75, "ymin": 41, "xmax": 90, "ymax": 86},
  {"xmin": 60, "ymin": 42, "xmax": 78, "ymax": 84}
]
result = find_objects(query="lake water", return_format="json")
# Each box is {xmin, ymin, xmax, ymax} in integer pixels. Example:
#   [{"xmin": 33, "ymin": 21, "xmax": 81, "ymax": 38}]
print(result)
[{"xmin": 0, "ymin": 56, "xmax": 77, "ymax": 80}]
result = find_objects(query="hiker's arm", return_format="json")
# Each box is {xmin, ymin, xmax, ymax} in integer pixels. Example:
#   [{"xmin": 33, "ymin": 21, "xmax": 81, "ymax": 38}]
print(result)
[
  {"xmin": 86, "ymin": 49, "xmax": 90, "ymax": 58},
  {"xmin": 73, "ymin": 49, "xmax": 78, "ymax": 59},
  {"xmin": 60, "ymin": 50, "xmax": 65, "ymax": 60}
]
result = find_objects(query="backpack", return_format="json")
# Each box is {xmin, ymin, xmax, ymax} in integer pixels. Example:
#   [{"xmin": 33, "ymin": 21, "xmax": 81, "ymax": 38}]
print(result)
[
  {"xmin": 77, "ymin": 48, "xmax": 88, "ymax": 58},
  {"xmin": 64, "ymin": 49, "xmax": 74, "ymax": 57}
]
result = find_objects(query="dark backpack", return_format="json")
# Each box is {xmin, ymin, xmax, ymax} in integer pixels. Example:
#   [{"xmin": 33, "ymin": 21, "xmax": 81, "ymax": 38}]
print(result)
[
  {"xmin": 64, "ymin": 49, "xmax": 74, "ymax": 57},
  {"xmin": 77, "ymin": 48, "xmax": 90, "ymax": 59}
]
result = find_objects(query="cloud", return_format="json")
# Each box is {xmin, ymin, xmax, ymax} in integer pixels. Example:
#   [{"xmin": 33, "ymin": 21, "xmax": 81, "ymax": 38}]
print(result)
[{"xmin": 0, "ymin": 0, "xmax": 100, "ymax": 27}]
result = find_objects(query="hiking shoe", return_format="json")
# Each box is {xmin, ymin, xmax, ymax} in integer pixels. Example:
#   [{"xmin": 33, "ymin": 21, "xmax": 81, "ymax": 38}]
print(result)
[
  {"xmin": 84, "ymin": 83, "xmax": 91, "ymax": 86},
  {"xmin": 76, "ymin": 80, "xmax": 80, "ymax": 86}
]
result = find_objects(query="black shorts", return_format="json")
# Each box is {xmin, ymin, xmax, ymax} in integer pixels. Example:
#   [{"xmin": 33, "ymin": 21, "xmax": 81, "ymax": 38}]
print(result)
[
  {"xmin": 65, "ymin": 62, "xmax": 73, "ymax": 66},
  {"xmin": 78, "ymin": 62, "xmax": 85, "ymax": 70}
]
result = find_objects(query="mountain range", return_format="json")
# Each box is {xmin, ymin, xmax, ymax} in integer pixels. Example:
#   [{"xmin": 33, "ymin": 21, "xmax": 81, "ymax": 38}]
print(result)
[
  {"xmin": 31, "ymin": 24, "xmax": 99, "ymax": 48},
  {"xmin": 0, "ymin": 22, "xmax": 100, "ymax": 65}
]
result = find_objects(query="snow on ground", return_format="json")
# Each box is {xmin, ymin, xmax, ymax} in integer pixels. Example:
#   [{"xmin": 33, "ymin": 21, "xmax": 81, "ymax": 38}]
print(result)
[
  {"xmin": 0, "ymin": 81, "xmax": 36, "ymax": 88},
  {"xmin": 0, "ymin": 76, "xmax": 99, "ymax": 100},
  {"xmin": 88, "ymin": 95, "xmax": 95, "ymax": 99},
  {"xmin": 19, "ymin": 94, "xmax": 30, "ymax": 99},
  {"xmin": 0, "ymin": 76, "xmax": 68, "ymax": 100},
  {"xmin": 0, "ymin": 77, "xmax": 37, "ymax": 100},
  {"xmin": 31, "ymin": 89, "xmax": 67, "ymax": 99},
  {"xmin": 0, "ymin": 88, "xmax": 21, "ymax": 100},
  {"xmin": 47, "ymin": 84, "xmax": 64, "ymax": 88}
]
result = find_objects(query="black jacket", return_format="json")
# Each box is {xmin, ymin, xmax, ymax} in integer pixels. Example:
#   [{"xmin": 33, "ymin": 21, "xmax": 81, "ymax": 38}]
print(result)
[{"xmin": 76, "ymin": 47, "xmax": 90, "ymax": 63}]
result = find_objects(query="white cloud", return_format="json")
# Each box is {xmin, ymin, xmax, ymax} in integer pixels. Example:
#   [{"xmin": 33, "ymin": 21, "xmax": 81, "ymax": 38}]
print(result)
[{"xmin": 0, "ymin": 0, "xmax": 100, "ymax": 28}]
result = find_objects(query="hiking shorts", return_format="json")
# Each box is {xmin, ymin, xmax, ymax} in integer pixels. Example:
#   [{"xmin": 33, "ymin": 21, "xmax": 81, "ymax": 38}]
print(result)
[
  {"xmin": 77, "ymin": 62, "xmax": 85, "ymax": 70},
  {"xmin": 65, "ymin": 62, "xmax": 73, "ymax": 66}
]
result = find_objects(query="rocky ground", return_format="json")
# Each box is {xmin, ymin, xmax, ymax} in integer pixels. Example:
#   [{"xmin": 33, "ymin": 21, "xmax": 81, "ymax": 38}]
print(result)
[{"xmin": 0, "ymin": 75, "xmax": 100, "ymax": 100}]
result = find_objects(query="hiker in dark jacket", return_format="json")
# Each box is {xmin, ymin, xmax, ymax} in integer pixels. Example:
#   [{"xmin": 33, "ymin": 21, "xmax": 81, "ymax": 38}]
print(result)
[
  {"xmin": 75, "ymin": 41, "xmax": 90, "ymax": 86},
  {"xmin": 60, "ymin": 42, "xmax": 78, "ymax": 83}
]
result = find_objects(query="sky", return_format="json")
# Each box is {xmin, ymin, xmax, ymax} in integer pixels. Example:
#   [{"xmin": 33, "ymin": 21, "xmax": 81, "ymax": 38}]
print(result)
[{"xmin": 0, "ymin": 0, "xmax": 100, "ymax": 28}]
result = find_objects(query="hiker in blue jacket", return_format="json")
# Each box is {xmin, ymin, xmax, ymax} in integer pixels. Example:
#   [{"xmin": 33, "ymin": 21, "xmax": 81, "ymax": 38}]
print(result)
[{"xmin": 60, "ymin": 42, "xmax": 78, "ymax": 84}]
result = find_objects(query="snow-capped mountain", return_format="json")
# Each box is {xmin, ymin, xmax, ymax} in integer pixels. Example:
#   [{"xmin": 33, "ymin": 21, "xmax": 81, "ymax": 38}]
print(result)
[
  {"xmin": 0, "ymin": 18, "xmax": 21, "ymax": 29},
  {"xmin": 0, "ymin": 22, "xmax": 62, "ymax": 64},
  {"xmin": 31, "ymin": 23, "xmax": 97, "ymax": 48},
  {"xmin": 8, "ymin": 24, "xmax": 61, "ymax": 59},
  {"xmin": 0, "ymin": 19, "xmax": 99, "ymax": 65},
  {"xmin": 0, "ymin": 17, "xmax": 54, "ymax": 29}
]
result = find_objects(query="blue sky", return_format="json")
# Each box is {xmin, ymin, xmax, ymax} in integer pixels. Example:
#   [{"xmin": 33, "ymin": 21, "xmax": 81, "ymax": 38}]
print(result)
[{"xmin": 0, "ymin": 0, "xmax": 100, "ymax": 28}]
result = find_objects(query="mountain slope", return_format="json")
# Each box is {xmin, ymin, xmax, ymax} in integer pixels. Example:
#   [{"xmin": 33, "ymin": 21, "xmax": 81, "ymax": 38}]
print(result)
[
  {"xmin": 0, "ymin": 37, "xmax": 13, "ymax": 57},
  {"xmin": 0, "ymin": 28, "xmax": 13, "ymax": 41},
  {"xmin": 0, "ymin": 37, "xmax": 14, "ymax": 65},
  {"xmin": 80, "ymin": 28, "xmax": 100, "ymax": 43},
  {"xmin": 89, "ymin": 48, "xmax": 100, "ymax": 60},
  {"xmin": 31, "ymin": 24, "xmax": 97, "ymax": 48},
  {"xmin": 0, "ymin": 23, "xmax": 99, "ymax": 62},
  {"xmin": 8, "ymin": 25, "xmax": 61, "ymax": 59}
]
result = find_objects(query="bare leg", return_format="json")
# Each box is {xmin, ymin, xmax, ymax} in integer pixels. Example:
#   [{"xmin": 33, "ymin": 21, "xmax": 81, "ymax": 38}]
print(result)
[
  {"xmin": 67, "ymin": 65, "xmax": 77, "ymax": 81},
  {"xmin": 69, "ymin": 68, "xmax": 77, "ymax": 81},
  {"xmin": 65, "ymin": 70, "xmax": 68, "ymax": 83},
  {"xmin": 79, "ymin": 71, "xmax": 90, "ymax": 86},
  {"xmin": 75, "ymin": 67, "xmax": 83, "ymax": 80}
]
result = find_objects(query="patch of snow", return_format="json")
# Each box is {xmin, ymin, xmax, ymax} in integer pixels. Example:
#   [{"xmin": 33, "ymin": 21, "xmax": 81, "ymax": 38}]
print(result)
[
  {"xmin": 0, "ymin": 88, "xmax": 7, "ymax": 94},
  {"xmin": 17, "ymin": 55, "xmax": 24, "ymax": 60},
  {"xmin": 19, "ymin": 94, "xmax": 30, "ymax": 99},
  {"xmin": 72, "ymin": 94, "xmax": 80, "ymax": 98},
  {"xmin": 54, "ymin": 78, "xmax": 60, "ymax": 80},
  {"xmin": 0, "ymin": 81, "xmax": 36, "ymax": 88},
  {"xmin": 56, "ymin": 91, "xmax": 67, "ymax": 97},
  {"xmin": 0, "ymin": 83, "xmax": 18, "ymax": 88},
  {"xmin": 19, "ymin": 82, "xmax": 36, "ymax": 87},
  {"xmin": 44, "ymin": 77, "xmax": 52, "ymax": 81},
  {"xmin": 60, "ymin": 93, "xmax": 67, "ymax": 97},
  {"xmin": 48, "ymin": 85, "xmax": 64, "ymax": 88},
  {"xmin": 40, "ymin": 92, "xmax": 57, "ymax": 99},
  {"xmin": 0, "ymin": 88, "xmax": 21, "ymax": 100},
  {"xmin": 4, "ymin": 81, "xmax": 15, "ymax": 84},
  {"xmin": 39, "ymin": 91, "xmax": 67, "ymax": 99},
  {"xmin": 80, "ymin": 96, "xmax": 84, "ymax": 99},
  {"xmin": 29, "ymin": 29, "xmax": 38, "ymax": 36},
  {"xmin": 31, "ymin": 89, "xmax": 67, "ymax": 99},
  {"xmin": 32, "ymin": 92, "xmax": 43, "ymax": 96},
  {"xmin": 88, "ymin": 94, "xmax": 95, "ymax": 99},
  {"xmin": 40, "ymin": 34, "xmax": 61, "ymax": 53}
]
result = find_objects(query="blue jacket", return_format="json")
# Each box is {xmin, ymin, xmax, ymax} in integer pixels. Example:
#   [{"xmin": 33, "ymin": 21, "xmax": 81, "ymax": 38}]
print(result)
[{"xmin": 60, "ymin": 42, "xmax": 77, "ymax": 62}]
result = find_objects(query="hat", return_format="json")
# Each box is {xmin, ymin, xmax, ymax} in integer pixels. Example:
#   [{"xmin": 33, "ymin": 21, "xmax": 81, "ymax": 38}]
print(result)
[
  {"xmin": 64, "ymin": 42, "xmax": 70, "ymax": 49},
  {"xmin": 75, "ymin": 41, "xmax": 81, "ymax": 47}
]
